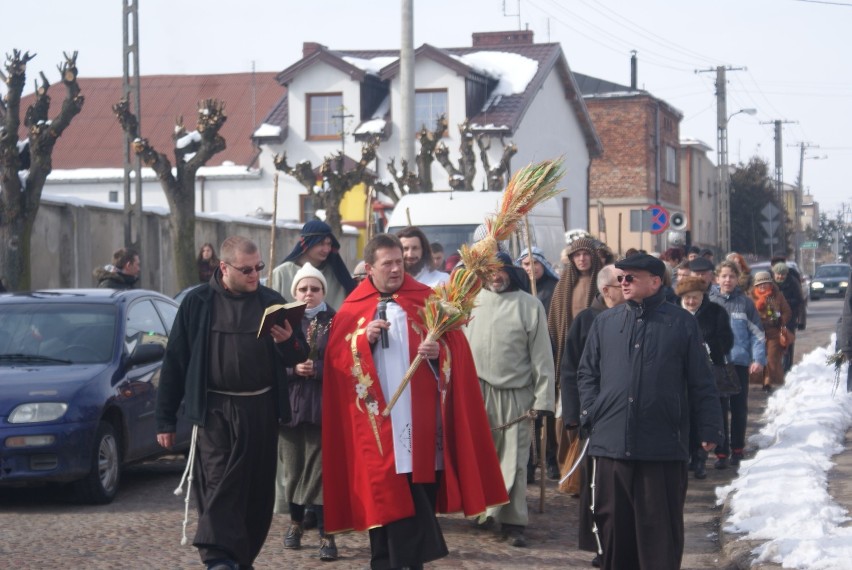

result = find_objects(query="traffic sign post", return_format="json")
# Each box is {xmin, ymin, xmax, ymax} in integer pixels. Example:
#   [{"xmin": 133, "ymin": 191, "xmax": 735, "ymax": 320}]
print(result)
[{"xmin": 646, "ymin": 205, "xmax": 670, "ymax": 235}]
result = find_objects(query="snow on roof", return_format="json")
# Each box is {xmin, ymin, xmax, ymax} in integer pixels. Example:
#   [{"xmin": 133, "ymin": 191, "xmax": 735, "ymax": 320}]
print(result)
[
  {"xmin": 456, "ymin": 51, "xmax": 538, "ymax": 97},
  {"xmin": 342, "ymin": 55, "xmax": 397, "ymax": 75},
  {"xmin": 354, "ymin": 118, "xmax": 386, "ymax": 135},
  {"xmin": 253, "ymin": 123, "xmax": 283, "ymax": 138},
  {"xmin": 46, "ymin": 164, "xmax": 261, "ymax": 183}
]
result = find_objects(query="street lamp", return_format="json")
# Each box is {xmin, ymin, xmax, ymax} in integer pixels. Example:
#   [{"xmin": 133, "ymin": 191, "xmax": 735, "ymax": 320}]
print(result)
[{"xmin": 718, "ymin": 107, "xmax": 757, "ymax": 254}]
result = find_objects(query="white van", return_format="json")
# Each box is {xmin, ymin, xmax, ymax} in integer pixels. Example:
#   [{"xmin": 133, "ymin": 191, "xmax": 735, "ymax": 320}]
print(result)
[{"xmin": 385, "ymin": 191, "xmax": 566, "ymax": 265}]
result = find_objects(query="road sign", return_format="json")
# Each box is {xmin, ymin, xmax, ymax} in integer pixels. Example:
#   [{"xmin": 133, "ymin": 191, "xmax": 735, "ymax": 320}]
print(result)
[
  {"xmin": 801, "ymin": 241, "xmax": 818, "ymax": 249},
  {"xmin": 763, "ymin": 237, "xmax": 779, "ymax": 245},
  {"xmin": 646, "ymin": 205, "xmax": 670, "ymax": 235},
  {"xmin": 760, "ymin": 221, "xmax": 779, "ymax": 237},
  {"xmin": 761, "ymin": 202, "xmax": 780, "ymax": 221}
]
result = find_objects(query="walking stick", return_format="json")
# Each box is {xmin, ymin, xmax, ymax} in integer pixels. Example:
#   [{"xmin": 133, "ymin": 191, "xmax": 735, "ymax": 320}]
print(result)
[
  {"xmin": 521, "ymin": 216, "xmax": 546, "ymax": 513},
  {"xmin": 268, "ymin": 173, "xmax": 279, "ymax": 283}
]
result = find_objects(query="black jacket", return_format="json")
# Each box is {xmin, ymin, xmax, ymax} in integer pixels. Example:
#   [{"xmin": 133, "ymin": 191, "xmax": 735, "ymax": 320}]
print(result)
[
  {"xmin": 560, "ymin": 295, "xmax": 607, "ymax": 426},
  {"xmin": 776, "ymin": 274, "xmax": 803, "ymax": 329},
  {"xmin": 94, "ymin": 266, "xmax": 139, "ymax": 290},
  {"xmin": 577, "ymin": 289, "xmax": 723, "ymax": 461},
  {"xmin": 283, "ymin": 307, "xmax": 334, "ymax": 428},
  {"xmin": 693, "ymin": 295, "xmax": 735, "ymax": 366},
  {"xmin": 156, "ymin": 279, "xmax": 308, "ymax": 433}
]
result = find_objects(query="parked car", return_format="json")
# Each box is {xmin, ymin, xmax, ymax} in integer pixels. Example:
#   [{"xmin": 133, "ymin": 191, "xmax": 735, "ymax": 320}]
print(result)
[
  {"xmin": 0, "ymin": 289, "xmax": 191, "ymax": 504},
  {"xmin": 809, "ymin": 263, "xmax": 852, "ymax": 301},
  {"xmin": 749, "ymin": 260, "xmax": 808, "ymax": 330}
]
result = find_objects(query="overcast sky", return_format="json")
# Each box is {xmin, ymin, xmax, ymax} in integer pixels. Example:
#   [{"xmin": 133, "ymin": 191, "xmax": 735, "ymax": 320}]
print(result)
[{"xmin": 3, "ymin": 0, "xmax": 850, "ymax": 219}]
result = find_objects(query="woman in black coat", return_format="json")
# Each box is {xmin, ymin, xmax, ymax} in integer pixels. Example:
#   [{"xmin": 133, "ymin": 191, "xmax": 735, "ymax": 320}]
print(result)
[{"xmin": 676, "ymin": 276, "xmax": 734, "ymax": 479}]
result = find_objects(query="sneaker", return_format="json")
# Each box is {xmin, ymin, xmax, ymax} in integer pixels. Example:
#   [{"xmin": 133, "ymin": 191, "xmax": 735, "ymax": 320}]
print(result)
[
  {"xmin": 319, "ymin": 535, "xmax": 338, "ymax": 561},
  {"xmin": 714, "ymin": 457, "xmax": 728, "ymax": 470},
  {"xmin": 303, "ymin": 507, "xmax": 318, "ymax": 530},
  {"xmin": 730, "ymin": 452, "xmax": 743, "ymax": 467},
  {"xmin": 284, "ymin": 522, "xmax": 303, "ymax": 549}
]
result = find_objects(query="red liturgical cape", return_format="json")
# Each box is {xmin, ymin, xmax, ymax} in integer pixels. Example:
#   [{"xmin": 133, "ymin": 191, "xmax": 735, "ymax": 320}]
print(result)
[{"xmin": 322, "ymin": 274, "xmax": 508, "ymax": 533}]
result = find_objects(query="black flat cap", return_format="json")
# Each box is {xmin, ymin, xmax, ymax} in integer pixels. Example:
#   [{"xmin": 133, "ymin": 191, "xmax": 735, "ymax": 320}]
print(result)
[
  {"xmin": 687, "ymin": 257, "xmax": 715, "ymax": 272},
  {"xmin": 615, "ymin": 253, "xmax": 667, "ymax": 278}
]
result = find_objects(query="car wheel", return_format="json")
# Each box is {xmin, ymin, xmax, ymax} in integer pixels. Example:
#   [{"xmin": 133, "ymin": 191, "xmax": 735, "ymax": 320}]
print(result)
[{"xmin": 73, "ymin": 421, "xmax": 121, "ymax": 504}]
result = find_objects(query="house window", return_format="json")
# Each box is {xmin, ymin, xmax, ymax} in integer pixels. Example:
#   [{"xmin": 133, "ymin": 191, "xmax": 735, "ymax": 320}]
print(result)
[
  {"xmin": 307, "ymin": 93, "xmax": 343, "ymax": 140},
  {"xmin": 108, "ymin": 191, "xmax": 119, "ymax": 203},
  {"xmin": 665, "ymin": 145, "xmax": 677, "ymax": 183},
  {"xmin": 415, "ymin": 90, "xmax": 448, "ymax": 132}
]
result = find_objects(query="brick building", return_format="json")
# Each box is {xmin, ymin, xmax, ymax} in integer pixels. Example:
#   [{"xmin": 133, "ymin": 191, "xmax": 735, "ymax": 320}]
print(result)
[{"xmin": 574, "ymin": 72, "xmax": 684, "ymax": 255}]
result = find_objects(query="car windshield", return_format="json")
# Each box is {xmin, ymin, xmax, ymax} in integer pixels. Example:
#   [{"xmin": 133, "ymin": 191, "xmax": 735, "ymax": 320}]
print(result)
[
  {"xmin": 815, "ymin": 266, "xmax": 851, "ymax": 279},
  {"xmin": 0, "ymin": 303, "xmax": 117, "ymax": 364}
]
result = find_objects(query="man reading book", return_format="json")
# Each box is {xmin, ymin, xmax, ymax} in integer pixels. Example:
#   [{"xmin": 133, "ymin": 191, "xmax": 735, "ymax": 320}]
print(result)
[{"xmin": 156, "ymin": 235, "xmax": 308, "ymax": 570}]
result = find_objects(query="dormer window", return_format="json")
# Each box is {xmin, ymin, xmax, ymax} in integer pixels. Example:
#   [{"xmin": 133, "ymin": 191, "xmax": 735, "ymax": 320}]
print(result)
[
  {"xmin": 415, "ymin": 89, "xmax": 448, "ymax": 132},
  {"xmin": 307, "ymin": 92, "xmax": 343, "ymax": 140}
]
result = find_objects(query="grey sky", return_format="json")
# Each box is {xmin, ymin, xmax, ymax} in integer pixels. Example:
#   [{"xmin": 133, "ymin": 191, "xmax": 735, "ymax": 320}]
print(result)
[{"xmin": 3, "ymin": 0, "xmax": 849, "ymax": 218}]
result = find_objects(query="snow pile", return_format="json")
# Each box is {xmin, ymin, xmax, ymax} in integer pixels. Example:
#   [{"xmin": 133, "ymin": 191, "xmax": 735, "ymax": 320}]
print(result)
[
  {"xmin": 342, "ymin": 56, "xmax": 397, "ymax": 75},
  {"xmin": 716, "ymin": 338, "xmax": 852, "ymax": 569},
  {"xmin": 457, "ymin": 51, "xmax": 538, "ymax": 97}
]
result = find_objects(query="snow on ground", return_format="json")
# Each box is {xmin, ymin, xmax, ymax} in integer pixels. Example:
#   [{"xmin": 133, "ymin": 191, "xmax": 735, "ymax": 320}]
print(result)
[{"xmin": 716, "ymin": 336, "xmax": 852, "ymax": 569}]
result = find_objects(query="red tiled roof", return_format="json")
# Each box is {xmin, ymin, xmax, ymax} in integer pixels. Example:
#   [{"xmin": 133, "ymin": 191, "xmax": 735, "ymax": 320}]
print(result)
[{"xmin": 18, "ymin": 72, "xmax": 284, "ymax": 169}]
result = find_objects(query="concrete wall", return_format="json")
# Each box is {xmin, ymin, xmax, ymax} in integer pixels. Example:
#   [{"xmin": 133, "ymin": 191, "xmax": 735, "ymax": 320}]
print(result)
[{"xmin": 27, "ymin": 194, "xmax": 359, "ymax": 297}]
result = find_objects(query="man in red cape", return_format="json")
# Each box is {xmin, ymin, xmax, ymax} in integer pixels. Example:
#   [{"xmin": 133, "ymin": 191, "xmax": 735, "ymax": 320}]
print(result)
[{"xmin": 323, "ymin": 233, "xmax": 507, "ymax": 569}]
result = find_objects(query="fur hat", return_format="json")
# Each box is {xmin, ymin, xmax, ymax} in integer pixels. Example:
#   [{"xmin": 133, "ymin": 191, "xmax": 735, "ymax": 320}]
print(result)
[
  {"xmin": 753, "ymin": 271, "xmax": 773, "ymax": 287},
  {"xmin": 290, "ymin": 262, "xmax": 328, "ymax": 298},
  {"xmin": 772, "ymin": 262, "xmax": 789, "ymax": 276},
  {"xmin": 675, "ymin": 275, "xmax": 707, "ymax": 297},
  {"xmin": 567, "ymin": 237, "xmax": 597, "ymax": 258}
]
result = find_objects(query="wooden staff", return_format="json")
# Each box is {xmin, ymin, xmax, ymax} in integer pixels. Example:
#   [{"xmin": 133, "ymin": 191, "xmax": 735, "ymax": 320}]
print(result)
[
  {"xmin": 365, "ymin": 185, "xmax": 374, "ymax": 242},
  {"xmin": 268, "ymin": 173, "xmax": 279, "ymax": 283},
  {"xmin": 522, "ymin": 215, "xmax": 545, "ymax": 513}
]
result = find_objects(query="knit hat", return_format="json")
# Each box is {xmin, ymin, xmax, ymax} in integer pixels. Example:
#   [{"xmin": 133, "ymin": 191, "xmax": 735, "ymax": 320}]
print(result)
[
  {"xmin": 675, "ymin": 275, "xmax": 707, "ymax": 297},
  {"xmin": 753, "ymin": 271, "xmax": 773, "ymax": 287},
  {"xmin": 772, "ymin": 262, "xmax": 789, "ymax": 276},
  {"xmin": 567, "ymin": 237, "xmax": 597, "ymax": 258},
  {"xmin": 290, "ymin": 262, "xmax": 328, "ymax": 298},
  {"xmin": 352, "ymin": 260, "xmax": 367, "ymax": 279},
  {"xmin": 565, "ymin": 228, "xmax": 592, "ymax": 245},
  {"xmin": 515, "ymin": 246, "xmax": 559, "ymax": 281}
]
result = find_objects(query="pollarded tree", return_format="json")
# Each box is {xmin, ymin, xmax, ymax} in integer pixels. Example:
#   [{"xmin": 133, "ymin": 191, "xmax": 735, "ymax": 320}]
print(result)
[
  {"xmin": 113, "ymin": 97, "xmax": 227, "ymax": 291},
  {"xmin": 0, "ymin": 50, "xmax": 84, "ymax": 290}
]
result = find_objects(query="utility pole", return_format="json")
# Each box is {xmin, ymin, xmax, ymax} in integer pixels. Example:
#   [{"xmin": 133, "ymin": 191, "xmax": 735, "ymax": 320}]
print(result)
[
  {"xmin": 400, "ymin": 0, "xmax": 415, "ymax": 165},
  {"xmin": 122, "ymin": 0, "xmax": 143, "ymax": 252},
  {"xmin": 788, "ymin": 141, "xmax": 819, "ymax": 266},
  {"xmin": 761, "ymin": 119, "xmax": 797, "ymax": 257},
  {"xmin": 695, "ymin": 65, "xmax": 745, "ymax": 254}
]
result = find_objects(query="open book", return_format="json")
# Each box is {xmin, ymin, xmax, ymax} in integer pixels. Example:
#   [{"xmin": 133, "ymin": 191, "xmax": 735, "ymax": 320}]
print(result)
[{"xmin": 257, "ymin": 301, "xmax": 307, "ymax": 338}]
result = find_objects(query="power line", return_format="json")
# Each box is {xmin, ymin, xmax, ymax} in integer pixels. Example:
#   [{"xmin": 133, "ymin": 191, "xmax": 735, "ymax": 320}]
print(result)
[{"xmin": 795, "ymin": 0, "xmax": 852, "ymax": 6}]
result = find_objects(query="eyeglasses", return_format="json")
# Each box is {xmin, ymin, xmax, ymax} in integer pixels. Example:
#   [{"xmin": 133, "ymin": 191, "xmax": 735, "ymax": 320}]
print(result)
[
  {"xmin": 225, "ymin": 261, "xmax": 265, "ymax": 275},
  {"xmin": 297, "ymin": 285, "xmax": 322, "ymax": 293},
  {"xmin": 605, "ymin": 282, "xmax": 621, "ymax": 288},
  {"xmin": 617, "ymin": 274, "xmax": 637, "ymax": 284}
]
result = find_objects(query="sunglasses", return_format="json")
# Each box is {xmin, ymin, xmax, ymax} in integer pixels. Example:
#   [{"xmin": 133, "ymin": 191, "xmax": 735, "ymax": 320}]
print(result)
[
  {"xmin": 225, "ymin": 261, "xmax": 265, "ymax": 275},
  {"xmin": 617, "ymin": 274, "xmax": 638, "ymax": 284},
  {"xmin": 297, "ymin": 285, "xmax": 323, "ymax": 293}
]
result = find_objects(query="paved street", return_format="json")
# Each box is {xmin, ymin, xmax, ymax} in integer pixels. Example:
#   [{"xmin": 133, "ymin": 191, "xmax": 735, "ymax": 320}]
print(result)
[{"xmin": 0, "ymin": 298, "xmax": 838, "ymax": 569}]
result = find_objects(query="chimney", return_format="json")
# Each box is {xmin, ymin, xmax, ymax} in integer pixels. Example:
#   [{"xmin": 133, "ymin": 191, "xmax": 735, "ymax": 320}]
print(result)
[
  {"xmin": 303, "ymin": 42, "xmax": 326, "ymax": 58},
  {"xmin": 472, "ymin": 30, "xmax": 535, "ymax": 47},
  {"xmin": 630, "ymin": 50, "xmax": 638, "ymax": 90}
]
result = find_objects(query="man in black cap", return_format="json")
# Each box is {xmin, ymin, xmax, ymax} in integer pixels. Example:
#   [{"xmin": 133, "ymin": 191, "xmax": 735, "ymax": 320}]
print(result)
[
  {"xmin": 688, "ymin": 256, "xmax": 716, "ymax": 293},
  {"xmin": 270, "ymin": 220, "xmax": 356, "ymax": 309},
  {"xmin": 577, "ymin": 253, "xmax": 722, "ymax": 570}
]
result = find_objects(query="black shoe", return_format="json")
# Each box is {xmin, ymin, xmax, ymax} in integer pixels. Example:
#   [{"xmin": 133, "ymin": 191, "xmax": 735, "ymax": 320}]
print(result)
[
  {"xmin": 694, "ymin": 460, "xmax": 707, "ymax": 479},
  {"xmin": 206, "ymin": 560, "xmax": 239, "ymax": 570},
  {"xmin": 503, "ymin": 527, "xmax": 527, "ymax": 547},
  {"xmin": 473, "ymin": 515, "xmax": 495, "ymax": 530},
  {"xmin": 591, "ymin": 553, "xmax": 602, "ymax": 567},
  {"xmin": 284, "ymin": 522, "xmax": 303, "ymax": 549},
  {"xmin": 687, "ymin": 455, "xmax": 696, "ymax": 471},
  {"xmin": 319, "ymin": 535, "xmax": 338, "ymax": 561},
  {"xmin": 527, "ymin": 468, "xmax": 535, "ymax": 484},
  {"xmin": 303, "ymin": 507, "xmax": 318, "ymax": 530},
  {"xmin": 546, "ymin": 462, "xmax": 560, "ymax": 480},
  {"xmin": 730, "ymin": 452, "xmax": 743, "ymax": 467},
  {"xmin": 763, "ymin": 383, "xmax": 773, "ymax": 393},
  {"xmin": 714, "ymin": 457, "xmax": 728, "ymax": 470}
]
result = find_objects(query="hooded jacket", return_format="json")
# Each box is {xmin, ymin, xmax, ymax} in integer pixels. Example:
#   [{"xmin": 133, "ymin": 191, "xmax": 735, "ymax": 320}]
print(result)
[
  {"xmin": 577, "ymin": 289, "xmax": 723, "ymax": 461},
  {"xmin": 709, "ymin": 287, "xmax": 766, "ymax": 367},
  {"xmin": 93, "ymin": 266, "xmax": 139, "ymax": 290}
]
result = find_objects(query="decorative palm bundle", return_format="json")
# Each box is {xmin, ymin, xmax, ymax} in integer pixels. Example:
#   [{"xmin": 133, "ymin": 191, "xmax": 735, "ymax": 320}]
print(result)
[{"xmin": 382, "ymin": 158, "xmax": 565, "ymax": 416}]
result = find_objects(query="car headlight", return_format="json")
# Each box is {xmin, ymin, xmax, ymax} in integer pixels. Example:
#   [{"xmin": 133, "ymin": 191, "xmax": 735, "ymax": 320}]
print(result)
[
  {"xmin": 8, "ymin": 403, "xmax": 68, "ymax": 423},
  {"xmin": 842, "ymin": 281, "xmax": 849, "ymax": 288},
  {"xmin": 811, "ymin": 282, "xmax": 824, "ymax": 289}
]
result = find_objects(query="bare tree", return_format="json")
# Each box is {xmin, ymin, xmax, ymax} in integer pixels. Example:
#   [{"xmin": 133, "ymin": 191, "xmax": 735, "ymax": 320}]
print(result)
[
  {"xmin": 273, "ymin": 136, "xmax": 379, "ymax": 237},
  {"xmin": 477, "ymin": 134, "xmax": 517, "ymax": 191},
  {"xmin": 0, "ymin": 50, "xmax": 84, "ymax": 291},
  {"xmin": 435, "ymin": 119, "xmax": 478, "ymax": 191},
  {"xmin": 113, "ymin": 97, "xmax": 227, "ymax": 291}
]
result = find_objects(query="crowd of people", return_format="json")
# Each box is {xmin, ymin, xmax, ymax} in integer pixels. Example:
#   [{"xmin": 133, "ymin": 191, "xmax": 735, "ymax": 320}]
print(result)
[{"xmin": 149, "ymin": 222, "xmax": 805, "ymax": 570}]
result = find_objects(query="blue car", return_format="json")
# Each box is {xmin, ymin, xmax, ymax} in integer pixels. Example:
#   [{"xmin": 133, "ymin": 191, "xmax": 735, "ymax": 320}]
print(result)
[{"xmin": 0, "ymin": 289, "xmax": 191, "ymax": 504}]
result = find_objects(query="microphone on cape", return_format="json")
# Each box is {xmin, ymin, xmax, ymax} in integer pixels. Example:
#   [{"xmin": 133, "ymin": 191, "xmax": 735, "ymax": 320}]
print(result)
[{"xmin": 377, "ymin": 299, "xmax": 389, "ymax": 349}]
